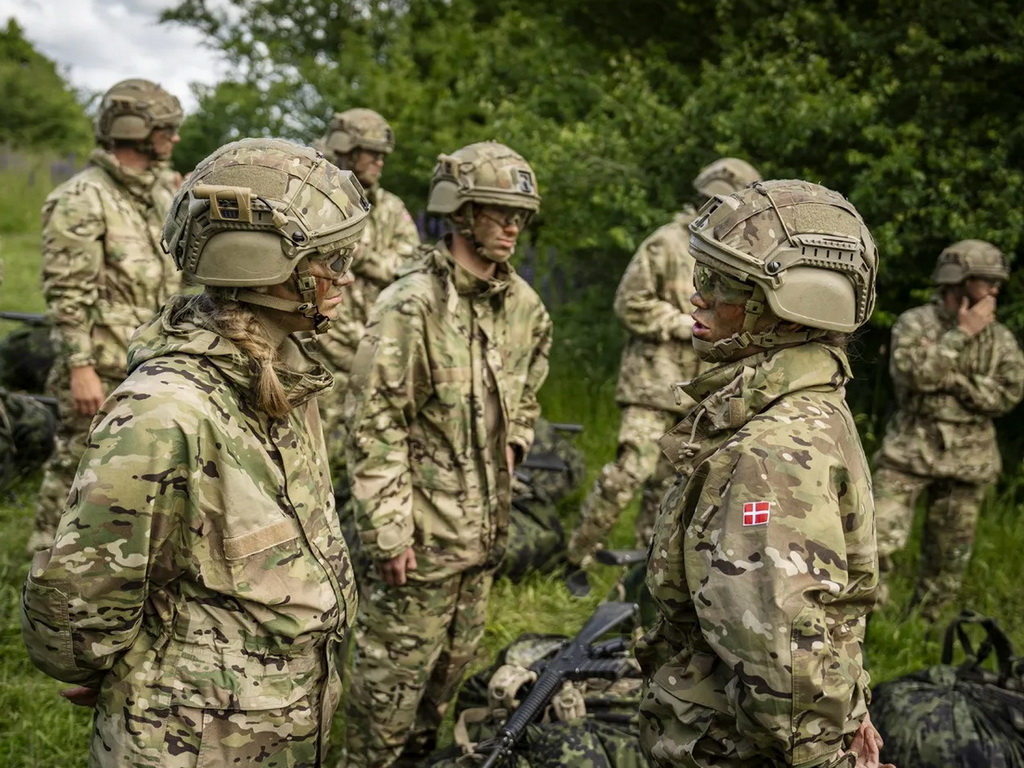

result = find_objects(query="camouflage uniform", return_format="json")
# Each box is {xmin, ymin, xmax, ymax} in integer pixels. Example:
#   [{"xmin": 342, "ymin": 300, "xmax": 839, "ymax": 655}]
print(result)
[
  {"xmin": 637, "ymin": 180, "xmax": 879, "ymax": 768},
  {"xmin": 874, "ymin": 300, "xmax": 1024, "ymax": 615},
  {"xmin": 21, "ymin": 298, "xmax": 358, "ymax": 768},
  {"xmin": 568, "ymin": 211, "xmax": 701, "ymax": 564},
  {"xmin": 344, "ymin": 239, "xmax": 552, "ymax": 767},
  {"xmin": 29, "ymin": 147, "xmax": 181, "ymax": 552},
  {"xmin": 314, "ymin": 184, "xmax": 420, "ymax": 463},
  {"xmin": 636, "ymin": 343, "xmax": 877, "ymax": 768}
]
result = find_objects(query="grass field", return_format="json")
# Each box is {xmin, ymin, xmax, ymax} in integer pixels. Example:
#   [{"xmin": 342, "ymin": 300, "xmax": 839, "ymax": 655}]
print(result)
[{"xmin": 2, "ymin": 174, "xmax": 1023, "ymax": 764}]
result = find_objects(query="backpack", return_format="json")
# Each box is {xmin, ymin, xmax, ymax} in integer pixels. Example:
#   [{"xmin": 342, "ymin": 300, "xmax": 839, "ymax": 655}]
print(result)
[
  {"xmin": 427, "ymin": 625, "xmax": 648, "ymax": 768},
  {"xmin": 495, "ymin": 419, "xmax": 586, "ymax": 582},
  {"xmin": 871, "ymin": 611, "xmax": 1024, "ymax": 768}
]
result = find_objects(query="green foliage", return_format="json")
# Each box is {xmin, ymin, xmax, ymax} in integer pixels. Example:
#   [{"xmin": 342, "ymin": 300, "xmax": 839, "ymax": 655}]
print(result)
[
  {"xmin": 0, "ymin": 153, "xmax": 62, "ymax": 236},
  {"xmin": 163, "ymin": 0, "xmax": 1024, "ymax": 341},
  {"xmin": 0, "ymin": 19, "xmax": 91, "ymax": 153}
]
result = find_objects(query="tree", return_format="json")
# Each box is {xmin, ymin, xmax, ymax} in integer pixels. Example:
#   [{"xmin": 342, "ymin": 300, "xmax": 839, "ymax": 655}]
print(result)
[
  {"xmin": 162, "ymin": 0, "xmax": 1024, "ymax": 443},
  {"xmin": 0, "ymin": 18, "xmax": 91, "ymax": 153}
]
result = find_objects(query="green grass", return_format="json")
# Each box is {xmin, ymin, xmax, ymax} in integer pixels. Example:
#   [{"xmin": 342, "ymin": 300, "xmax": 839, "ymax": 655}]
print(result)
[{"xmin": 3, "ymin": 179, "xmax": 1023, "ymax": 763}]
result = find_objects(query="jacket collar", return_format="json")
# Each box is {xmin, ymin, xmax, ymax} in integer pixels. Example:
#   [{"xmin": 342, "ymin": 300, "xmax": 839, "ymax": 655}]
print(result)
[
  {"xmin": 89, "ymin": 148, "xmax": 161, "ymax": 205},
  {"xmin": 424, "ymin": 237, "xmax": 513, "ymax": 312},
  {"xmin": 661, "ymin": 343, "xmax": 852, "ymax": 471}
]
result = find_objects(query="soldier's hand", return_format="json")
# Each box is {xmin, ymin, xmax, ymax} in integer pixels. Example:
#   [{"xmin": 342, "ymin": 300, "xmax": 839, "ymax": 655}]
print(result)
[
  {"xmin": 958, "ymin": 295, "xmax": 996, "ymax": 336},
  {"xmin": 60, "ymin": 685, "xmax": 99, "ymax": 707},
  {"xmin": 380, "ymin": 547, "xmax": 417, "ymax": 586},
  {"xmin": 69, "ymin": 365, "xmax": 106, "ymax": 416},
  {"xmin": 844, "ymin": 712, "xmax": 896, "ymax": 768},
  {"xmin": 506, "ymin": 445, "xmax": 517, "ymax": 476}
]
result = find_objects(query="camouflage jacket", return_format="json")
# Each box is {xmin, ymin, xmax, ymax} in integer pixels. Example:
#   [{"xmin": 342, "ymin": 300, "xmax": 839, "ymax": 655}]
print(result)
[
  {"xmin": 636, "ymin": 343, "xmax": 877, "ymax": 767},
  {"xmin": 614, "ymin": 210, "xmax": 702, "ymax": 414},
  {"xmin": 22, "ymin": 298, "xmax": 357, "ymax": 747},
  {"xmin": 315, "ymin": 185, "xmax": 420, "ymax": 377},
  {"xmin": 345, "ymin": 239, "xmax": 552, "ymax": 578},
  {"xmin": 876, "ymin": 300, "xmax": 1024, "ymax": 483},
  {"xmin": 41, "ymin": 148, "xmax": 181, "ymax": 376}
]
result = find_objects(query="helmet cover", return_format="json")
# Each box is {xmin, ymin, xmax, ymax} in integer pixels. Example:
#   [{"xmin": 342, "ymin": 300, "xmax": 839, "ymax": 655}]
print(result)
[{"xmin": 688, "ymin": 179, "xmax": 877, "ymax": 334}]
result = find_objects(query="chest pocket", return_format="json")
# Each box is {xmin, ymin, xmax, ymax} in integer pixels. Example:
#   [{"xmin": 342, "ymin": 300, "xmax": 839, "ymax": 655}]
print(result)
[{"xmin": 413, "ymin": 364, "xmax": 472, "ymax": 492}]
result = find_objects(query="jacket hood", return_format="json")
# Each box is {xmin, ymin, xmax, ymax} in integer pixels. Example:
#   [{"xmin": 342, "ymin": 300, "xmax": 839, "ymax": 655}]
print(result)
[{"xmin": 128, "ymin": 295, "xmax": 333, "ymax": 410}]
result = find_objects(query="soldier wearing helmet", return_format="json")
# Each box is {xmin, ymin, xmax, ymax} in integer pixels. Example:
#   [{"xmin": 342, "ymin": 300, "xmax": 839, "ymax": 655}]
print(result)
[
  {"xmin": 566, "ymin": 157, "xmax": 761, "ymax": 570},
  {"xmin": 27, "ymin": 78, "xmax": 186, "ymax": 553},
  {"xmin": 873, "ymin": 239, "xmax": 1024, "ymax": 621},
  {"xmin": 313, "ymin": 108, "xmax": 420, "ymax": 474},
  {"xmin": 343, "ymin": 141, "xmax": 551, "ymax": 767},
  {"xmin": 635, "ymin": 180, "xmax": 889, "ymax": 768},
  {"xmin": 22, "ymin": 138, "xmax": 368, "ymax": 766}
]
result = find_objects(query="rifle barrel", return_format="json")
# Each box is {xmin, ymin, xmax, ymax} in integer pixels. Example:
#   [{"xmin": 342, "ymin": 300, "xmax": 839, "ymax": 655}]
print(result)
[{"xmin": 0, "ymin": 311, "xmax": 49, "ymax": 325}]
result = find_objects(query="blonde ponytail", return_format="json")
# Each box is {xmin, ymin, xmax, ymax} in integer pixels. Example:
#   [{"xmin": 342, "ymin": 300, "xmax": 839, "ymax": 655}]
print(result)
[{"xmin": 181, "ymin": 290, "xmax": 294, "ymax": 419}]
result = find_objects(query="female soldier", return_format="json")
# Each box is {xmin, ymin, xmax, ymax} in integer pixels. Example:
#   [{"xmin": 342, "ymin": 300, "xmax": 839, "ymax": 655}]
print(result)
[
  {"xmin": 21, "ymin": 138, "xmax": 369, "ymax": 767},
  {"xmin": 636, "ymin": 180, "xmax": 891, "ymax": 768}
]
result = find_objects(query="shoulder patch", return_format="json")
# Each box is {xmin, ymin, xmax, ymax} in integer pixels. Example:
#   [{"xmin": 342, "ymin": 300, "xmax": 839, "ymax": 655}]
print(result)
[{"xmin": 742, "ymin": 500, "xmax": 771, "ymax": 526}]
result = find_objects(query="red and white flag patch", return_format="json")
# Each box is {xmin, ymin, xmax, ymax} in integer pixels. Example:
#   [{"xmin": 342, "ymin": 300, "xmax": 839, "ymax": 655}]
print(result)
[{"xmin": 742, "ymin": 501, "xmax": 771, "ymax": 526}]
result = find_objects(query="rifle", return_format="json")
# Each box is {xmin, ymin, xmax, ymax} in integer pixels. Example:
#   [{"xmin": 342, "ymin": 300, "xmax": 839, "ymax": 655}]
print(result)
[
  {"xmin": 519, "ymin": 451, "xmax": 569, "ymax": 473},
  {"xmin": 547, "ymin": 422, "xmax": 583, "ymax": 433},
  {"xmin": 595, "ymin": 548, "xmax": 647, "ymax": 567},
  {"xmin": 565, "ymin": 549, "xmax": 648, "ymax": 598},
  {"xmin": 478, "ymin": 601, "xmax": 639, "ymax": 768},
  {"xmin": 0, "ymin": 311, "xmax": 48, "ymax": 325}
]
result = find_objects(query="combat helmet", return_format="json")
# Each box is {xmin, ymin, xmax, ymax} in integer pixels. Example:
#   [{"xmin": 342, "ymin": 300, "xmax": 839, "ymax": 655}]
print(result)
[
  {"xmin": 688, "ymin": 179, "xmax": 877, "ymax": 362},
  {"xmin": 95, "ymin": 78, "xmax": 183, "ymax": 147},
  {"xmin": 163, "ymin": 138, "xmax": 371, "ymax": 333},
  {"xmin": 693, "ymin": 158, "xmax": 762, "ymax": 198},
  {"xmin": 323, "ymin": 108, "xmax": 395, "ymax": 161},
  {"xmin": 932, "ymin": 239, "xmax": 1008, "ymax": 286},
  {"xmin": 427, "ymin": 141, "xmax": 540, "ymax": 262}
]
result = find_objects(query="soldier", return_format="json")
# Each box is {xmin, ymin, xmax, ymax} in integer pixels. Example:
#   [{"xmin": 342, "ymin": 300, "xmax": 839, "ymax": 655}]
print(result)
[
  {"xmin": 343, "ymin": 141, "xmax": 552, "ymax": 767},
  {"xmin": 873, "ymin": 240, "xmax": 1024, "ymax": 621},
  {"xmin": 635, "ymin": 180, "xmax": 889, "ymax": 768},
  {"xmin": 27, "ymin": 78, "xmax": 185, "ymax": 553},
  {"xmin": 566, "ymin": 157, "xmax": 761, "ymax": 568},
  {"xmin": 22, "ymin": 138, "xmax": 368, "ymax": 767},
  {"xmin": 314, "ymin": 108, "xmax": 421, "ymax": 471}
]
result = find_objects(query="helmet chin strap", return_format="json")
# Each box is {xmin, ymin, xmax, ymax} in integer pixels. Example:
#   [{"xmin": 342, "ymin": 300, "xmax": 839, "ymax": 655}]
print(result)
[
  {"xmin": 233, "ymin": 256, "xmax": 332, "ymax": 334},
  {"xmin": 693, "ymin": 283, "xmax": 824, "ymax": 363}
]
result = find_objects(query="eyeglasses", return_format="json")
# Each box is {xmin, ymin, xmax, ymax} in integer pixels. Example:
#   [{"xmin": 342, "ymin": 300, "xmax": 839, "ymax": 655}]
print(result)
[
  {"xmin": 356, "ymin": 149, "xmax": 386, "ymax": 163},
  {"xmin": 477, "ymin": 206, "xmax": 534, "ymax": 230},
  {"xmin": 151, "ymin": 125, "xmax": 180, "ymax": 138},
  {"xmin": 694, "ymin": 264, "xmax": 755, "ymax": 303},
  {"xmin": 312, "ymin": 246, "xmax": 356, "ymax": 277}
]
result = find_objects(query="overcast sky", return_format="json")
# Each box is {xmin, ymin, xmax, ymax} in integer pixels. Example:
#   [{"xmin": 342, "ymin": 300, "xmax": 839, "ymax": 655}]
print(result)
[{"xmin": 0, "ymin": 0, "xmax": 226, "ymax": 111}]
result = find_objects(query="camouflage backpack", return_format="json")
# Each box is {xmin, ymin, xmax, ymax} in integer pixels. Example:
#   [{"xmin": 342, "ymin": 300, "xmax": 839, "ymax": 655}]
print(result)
[
  {"xmin": 871, "ymin": 611, "xmax": 1024, "ymax": 768},
  {"xmin": 496, "ymin": 420, "xmax": 587, "ymax": 582},
  {"xmin": 0, "ymin": 319, "xmax": 55, "ymax": 392},
  {"xmin": 335, "ymin": 418, "xmax": 586, "ymax": 583},
  {"xmin": 0, "ymin": 389, "xmax": 55, "ymax": 491},
  {"xmin": 427, "ymin": 603, "xmax": 647, "ymax": 768}
]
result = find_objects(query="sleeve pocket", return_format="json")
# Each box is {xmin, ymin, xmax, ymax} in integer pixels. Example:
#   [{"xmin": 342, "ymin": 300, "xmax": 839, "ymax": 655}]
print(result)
[{"xmin": 21, "ymin": 566, "xmax": 77, "ymax": 678}]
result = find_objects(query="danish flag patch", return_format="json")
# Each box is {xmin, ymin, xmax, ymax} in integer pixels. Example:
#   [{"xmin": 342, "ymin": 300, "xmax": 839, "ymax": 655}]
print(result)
[{"xmin": 742, "ymin": 501, "xmax": 771, "ymax": 526}]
